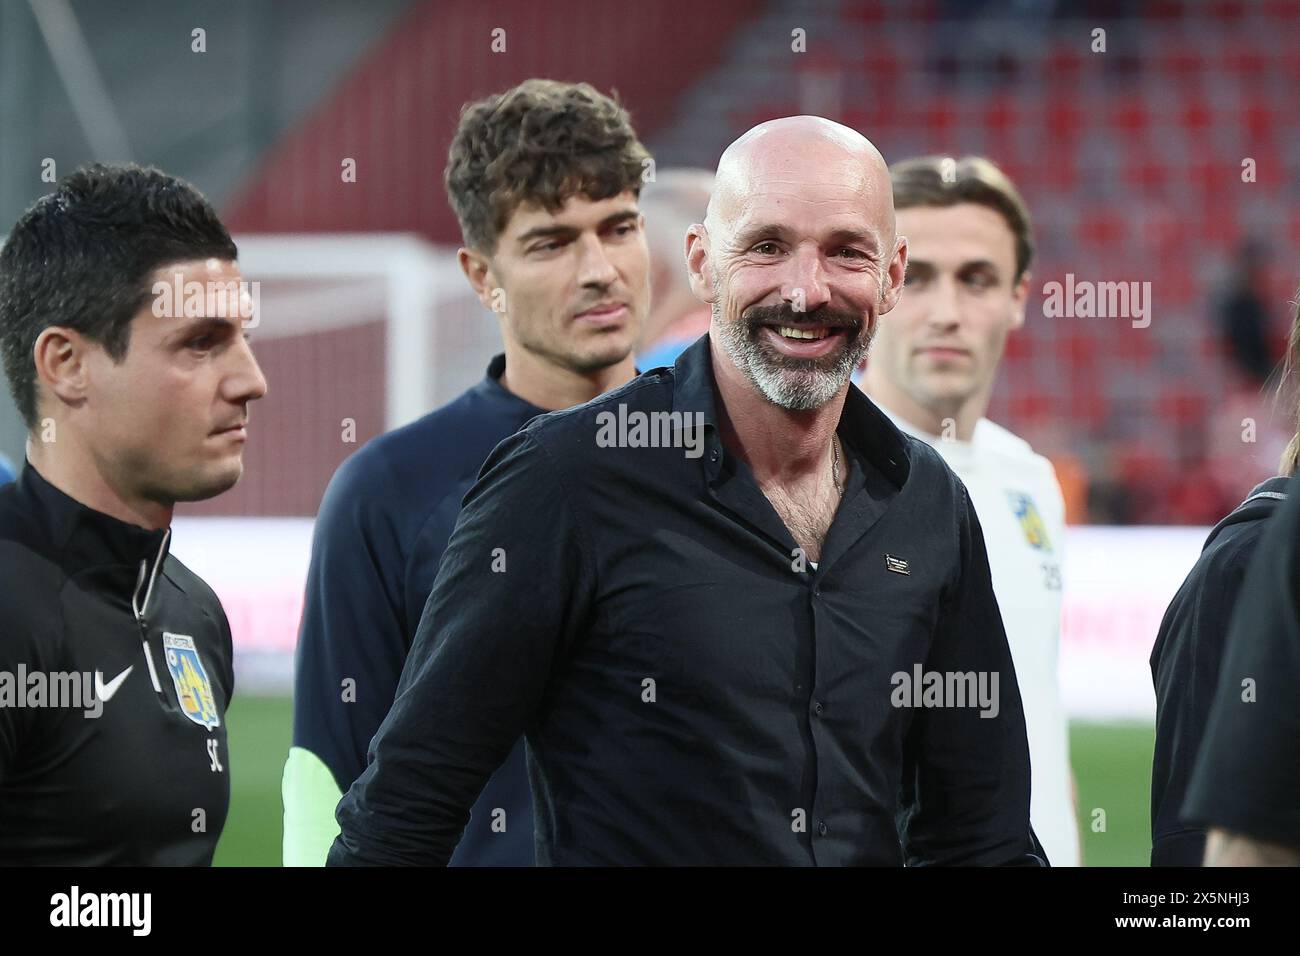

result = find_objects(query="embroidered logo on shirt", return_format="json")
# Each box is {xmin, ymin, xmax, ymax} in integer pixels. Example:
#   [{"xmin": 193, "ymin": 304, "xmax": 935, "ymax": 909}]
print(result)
[
  {"xmin": 163, "ymin": 633, "xmax": 220, "ymax": 731},
  {"xmin": 884, "ymin": 554, "xmax": 910, "ymax": 575},
  {"xmin": 1007, "ymin": 492, "xmax": 1052, "ymax": 552},
  {"xmin": 94, "ymin": 665, "xmax": 134, "ymax": 702}
]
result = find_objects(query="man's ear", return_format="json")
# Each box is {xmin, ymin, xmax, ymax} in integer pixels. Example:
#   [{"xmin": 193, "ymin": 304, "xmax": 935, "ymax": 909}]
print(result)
[
  {"xmin": 32, "ymin": 326, "xmax": 93, "ymax": 412},
  {"xmin": 1010, "ymin": 271, "xmax": 1031, "ymax": 331},
  {"xmin": 684, "ymin": 224, "xmax": 716, "ymax": 305},
  {"xmin": 879, "ymin": 235, "xmax": 908, "ymax": 314},
  {"xmin": 457, "ymin": 247, "xmax": 500, "ymax": 313}
]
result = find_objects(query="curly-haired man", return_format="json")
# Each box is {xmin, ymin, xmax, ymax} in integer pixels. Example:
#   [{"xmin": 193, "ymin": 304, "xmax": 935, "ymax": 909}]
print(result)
[{"xmin": 284, "ymin": 79, "xmax": 652, "ymax": 866}]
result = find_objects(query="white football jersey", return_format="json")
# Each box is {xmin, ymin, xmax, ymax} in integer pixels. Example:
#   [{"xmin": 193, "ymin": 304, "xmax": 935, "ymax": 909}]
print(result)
[{"xmin": 880, "ymin": 408, "xmax": 1080, "ymax": 866}]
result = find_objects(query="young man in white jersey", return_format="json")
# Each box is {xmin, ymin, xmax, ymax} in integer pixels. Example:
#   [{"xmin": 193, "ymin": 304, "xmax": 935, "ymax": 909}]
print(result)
[{"xmin": 861, "ymin": 155, "xmax": 1080, "ymax": 866}]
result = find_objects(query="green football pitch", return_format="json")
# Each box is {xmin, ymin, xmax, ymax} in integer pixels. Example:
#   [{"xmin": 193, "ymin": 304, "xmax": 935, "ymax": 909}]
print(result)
[{"xmin": 215, "ymin": 695, "xmax": 1156, "ymax": 867}]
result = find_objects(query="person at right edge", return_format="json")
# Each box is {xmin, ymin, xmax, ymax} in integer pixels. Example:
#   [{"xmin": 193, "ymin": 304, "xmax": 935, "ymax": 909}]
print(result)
[
  {"xmin": 1149, "ymin": 303, "xmax": 1299, "ymax": 866},
  {"xmin": 328, "ymin": 116, "xmax": 1045, "ymax": 866},
  {"xmin": 1183, "ymin": 466, "xmax": 1300, "ymax": 866}
]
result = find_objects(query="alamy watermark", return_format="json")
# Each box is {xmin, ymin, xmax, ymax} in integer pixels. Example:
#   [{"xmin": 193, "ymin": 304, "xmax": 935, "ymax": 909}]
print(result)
[
  {"xmin": 1042, "ymin": 273, "xmax": 1151, "ymax": 328},
  {"xmin": 0, "ymin": 666, "xmax": 105, "ymax": 718},
  {"xmin": 890, "ymin": 665, "xmax": 1000, "ymax": 718},
  {"xmin": 50, "ymin": 886, "xmax": 150, "ymax": 936},
  {"xmin": 152, "ymin": 274, "xmax": 260, "ymax": 328},
  {"xmin": 595, "ymin": 404, "xmax": 706, "ymax": 458}
]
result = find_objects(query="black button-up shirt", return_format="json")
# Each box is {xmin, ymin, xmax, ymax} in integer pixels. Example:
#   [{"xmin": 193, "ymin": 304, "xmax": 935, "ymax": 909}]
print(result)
[{"xmin": 329, "ymin": 334, "xmax": 1043, "ymax": 866}]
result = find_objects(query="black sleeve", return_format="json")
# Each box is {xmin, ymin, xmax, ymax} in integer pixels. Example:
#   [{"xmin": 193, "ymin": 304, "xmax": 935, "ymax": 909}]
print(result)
[
  {"xmin": 216, "ymin": 595, "xmax": 235, "ymax": 702},
  {"xmin": 0, "ymin": 556, "xmax": 57, "ymax": 783},
  {"xmin": 1149, "ymin": 541, "xmax": 1254, "ymax": 866},
  {"xmin": 1183, "ymin": 478, "xmax": 1300, "ymax": 849},
  {"xmin": 0, "ymin": 614, "xmax": 28, "ymax": 783},
  {"xmin": 898, "ymin": 483, "xmax": 1047, "ymax": 866},
  {"xmin": 291, "ymin": 453, "xmax": 411, "ymax": 792},
  {"xmin": 327, "ymin": 431, "xmax": 595, "ymax": 866}
]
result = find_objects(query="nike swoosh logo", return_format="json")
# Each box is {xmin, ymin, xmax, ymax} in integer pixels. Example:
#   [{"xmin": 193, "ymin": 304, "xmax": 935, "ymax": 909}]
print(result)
[{"xmin": 95, "ymin": 665, "xmax": 134, "ymax": 702}]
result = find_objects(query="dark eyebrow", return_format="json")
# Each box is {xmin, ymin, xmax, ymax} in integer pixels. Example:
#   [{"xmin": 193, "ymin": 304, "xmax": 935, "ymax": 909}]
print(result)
[
  {"xmin": 169, "ymin": 316, "xmax": 238, "ymax": 343},
  {"xmin": 515, "ymin": 224, "xmax": 574, "ymax": 245},
  {"xmin": 824, "ymin": 228, "xmax": 880, "ymax": 251},
  {"xmin": 733, "ymin": 223, "xmax": 793, "ymax": 247},
  {"xmin": 734, "ymin": 223, "xmax": 881, "ymax": 252},
  {"xmin": 515, "ymin": 208, "xmax": 640, "ymax": 246},
  {"xmin": 906, "ymin": 258, "xmax": 1001, "ymax": 276},
  {"xmin": 957, "ymin": 259, "xmax": 1001, "ymax": 275},
  {"xmin": 598, "ymin": 209, "xmax": 641, "ymax": 229}
]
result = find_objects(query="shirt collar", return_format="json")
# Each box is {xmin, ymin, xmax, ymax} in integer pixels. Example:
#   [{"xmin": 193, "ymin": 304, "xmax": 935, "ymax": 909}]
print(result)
[
  {"xmin": 474, "ymin": 351, "xmax": 646, "ymax": 424},
  {"xmin": 875, "ymin": 402, "xmax": 987, "ymax": 451},
  {"xmin": 471, "ymin": 353, "xmax": 550, "ymax": 419},
  {"xmin": 669, "ymin": 332, "xmax": 912, "ymax": 490},
  {"xmin": 877, "ymin": 404, "xmax": 939, "ymax": 443},
  {"xmin": 18, "ymin": 461, "xmax": 173, "ymax": 572},
  {"xmin": 1242, "ymin": 475, "xmax": 1292, "ymax": 504}
]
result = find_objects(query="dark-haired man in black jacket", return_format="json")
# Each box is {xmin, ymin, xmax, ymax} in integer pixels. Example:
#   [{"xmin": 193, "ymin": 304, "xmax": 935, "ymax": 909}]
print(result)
[{"xmin": 0, "ymin": 163, "xmax": 266, "ymax": 864}]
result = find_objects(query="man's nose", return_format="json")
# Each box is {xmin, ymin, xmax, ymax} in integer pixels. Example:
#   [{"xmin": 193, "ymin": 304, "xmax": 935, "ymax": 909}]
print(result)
[
  {"xmin": 225, "ymin": 335, "xmax": 268, "ymax": 404},
  {"xmin": 782, "ymin": 245, "xmax": 831, "ymax": 314},
  {"xmin": 926, "ymin": 275, "xmax": 962, "ymax": 331},
  {"xmin": 575, "ymin": 233, "xmax": 619, "ymax": 288}
]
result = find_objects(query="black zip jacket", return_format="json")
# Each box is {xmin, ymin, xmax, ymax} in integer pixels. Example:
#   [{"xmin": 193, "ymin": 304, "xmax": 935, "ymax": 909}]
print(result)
[
  {"xmin": 1149, "ymin": 475, "xmax": 1290, "ymax": 866},
  {"xmin": 0, "ymin": 463, "xmax": 233, "ymax": 864}
]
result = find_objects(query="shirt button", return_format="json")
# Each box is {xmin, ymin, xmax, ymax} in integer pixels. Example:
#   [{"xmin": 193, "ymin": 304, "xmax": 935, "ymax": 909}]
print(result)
[
  {"xmin": 818, "ymin": 821, "xmax": 828, "ymax": 837},
  {"xmin": 813, "ymin": 701, "xmax": 824, "ymax": 717},
  {"xmin": 709, "ymin": 449, "xmax": 719, "ymax": 462}
]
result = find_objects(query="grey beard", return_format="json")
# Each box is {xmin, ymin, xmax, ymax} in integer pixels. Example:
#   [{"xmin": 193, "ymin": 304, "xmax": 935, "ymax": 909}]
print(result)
[{"xmin": 713, "ymin": 304, "xmax": 873, "ymax": 411}]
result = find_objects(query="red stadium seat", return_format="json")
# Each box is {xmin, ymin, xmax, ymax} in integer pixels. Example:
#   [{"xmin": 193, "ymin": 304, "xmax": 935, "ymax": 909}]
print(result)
[
  {"xmin": 1179, "ymin": 97, "xmax": 1213, "ymax": 136},
  {"xmin": 1078, "ymin": 211, "xmax": 1126, "ymax": 249},
  {"xmin": 984, "ymin": 95, "xmax": 1019, "ymax": 136},
  {"xmin": 1110, "ymin": 98, "xmax": 1150, "ymax": 137},
  {"xmin": 1156, "ymin": 387, "xmax": 1209, "ymax": 427}
]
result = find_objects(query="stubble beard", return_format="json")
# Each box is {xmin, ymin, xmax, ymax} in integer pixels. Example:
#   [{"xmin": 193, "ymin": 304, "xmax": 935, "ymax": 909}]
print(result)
[{"xmin": 713, "ymin": 298, "xmax": 876, "ymax": 411}]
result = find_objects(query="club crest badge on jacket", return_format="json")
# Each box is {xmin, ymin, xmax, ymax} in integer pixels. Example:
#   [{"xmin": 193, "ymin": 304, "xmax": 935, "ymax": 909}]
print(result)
[{"xmin": 163, "ymin": 632, "xmax": 220, "ymax": 730}]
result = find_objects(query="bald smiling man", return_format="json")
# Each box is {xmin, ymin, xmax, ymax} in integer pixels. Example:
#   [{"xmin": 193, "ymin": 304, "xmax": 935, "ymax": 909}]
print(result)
[{"xmin": 329, "ymin": 117, "xmax": 1046, "ymax": 866}]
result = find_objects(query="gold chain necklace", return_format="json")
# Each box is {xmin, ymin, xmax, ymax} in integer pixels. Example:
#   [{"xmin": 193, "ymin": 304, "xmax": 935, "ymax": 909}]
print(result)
[{"xmin": 831, "ymin": 434, "xmax": 843, "ymax": 498}]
